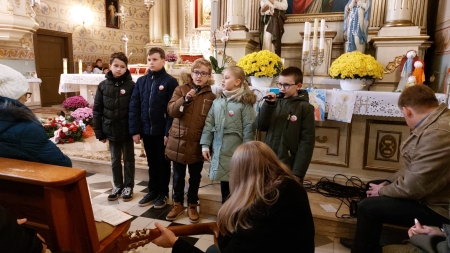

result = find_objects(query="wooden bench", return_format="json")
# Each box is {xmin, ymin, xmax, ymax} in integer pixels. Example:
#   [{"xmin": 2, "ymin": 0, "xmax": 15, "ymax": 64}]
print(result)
[{"xmin": 0, "ymin": 158, "xmax": 131, "ymax": 253}]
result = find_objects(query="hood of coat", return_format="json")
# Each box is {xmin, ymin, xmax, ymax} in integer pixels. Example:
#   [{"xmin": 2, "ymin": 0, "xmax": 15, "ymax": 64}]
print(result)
[
  {"xmin": 290, "ymin": 89, "xmax": 309, "ymax": 102},
  {"xmin": 0, "ymin": 96, "xmax": 39, "ymax": 133},
  {"xmin": 218, "ymin": 87, "xmax": 257, "ymax": 105},
  {"xmin": 181, "ymin": 72, "xmax": 214, "ymax": 87}
]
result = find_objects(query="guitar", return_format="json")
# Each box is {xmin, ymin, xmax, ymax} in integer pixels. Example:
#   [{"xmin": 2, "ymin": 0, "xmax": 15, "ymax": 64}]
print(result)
[{"xmin": 116, "ymin": 222, "xmax": 219, "ymax": 251}]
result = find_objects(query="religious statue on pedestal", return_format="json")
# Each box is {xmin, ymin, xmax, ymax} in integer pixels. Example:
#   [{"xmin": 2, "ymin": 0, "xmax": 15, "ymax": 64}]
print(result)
[
  {"xmin": 259, "ymin": 0, "xmax": 288, "ymax": 57},
  {"xmin": 343, "ymin": 0, "xmax": 371, "ymax": 53}
]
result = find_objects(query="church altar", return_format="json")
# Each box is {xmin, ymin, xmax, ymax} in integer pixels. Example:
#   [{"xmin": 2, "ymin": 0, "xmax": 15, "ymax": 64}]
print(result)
[
  {"xmin": 58, "ymin": 74, "xmax": 141, "ymax": 94},
  {"xmin": 25, "ymin": 77, "xmax": 42, "ymax": 108}
]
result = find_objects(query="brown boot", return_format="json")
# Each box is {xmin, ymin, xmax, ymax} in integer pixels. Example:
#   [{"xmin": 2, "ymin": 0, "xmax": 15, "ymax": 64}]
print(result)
[
  {"xmin": 188, "ymin": 203, "xmax": 199, "ymax": 224},
  {"xmin": 166, "ymin": 202, "xmax": 184, "ymax": 221}
]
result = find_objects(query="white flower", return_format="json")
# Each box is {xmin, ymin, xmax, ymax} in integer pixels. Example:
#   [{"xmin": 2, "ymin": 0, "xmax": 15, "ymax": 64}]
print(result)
[
  {"xmin": 221, "ymin": 36, "xmax": 229, "ymax": 43},
  {"xmin": 62, "ymin": 127, "xmax": 69, "ymax": 133}
]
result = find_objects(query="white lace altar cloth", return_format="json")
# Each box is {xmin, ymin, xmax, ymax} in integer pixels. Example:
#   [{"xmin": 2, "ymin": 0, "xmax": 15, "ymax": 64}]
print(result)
[
  {"xmin": 58, "ymin": 74, "xmax": 141, "ymax": 94},
  {"xmin": 212, "ymin": 86, "xmax": 448, "ymax": 118}
]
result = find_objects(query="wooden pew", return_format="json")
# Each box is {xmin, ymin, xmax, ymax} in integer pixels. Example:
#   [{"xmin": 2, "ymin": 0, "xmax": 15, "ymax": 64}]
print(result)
[{"xmin": 0, "ymin": 158, "xmax": 131, "ymax": 253}]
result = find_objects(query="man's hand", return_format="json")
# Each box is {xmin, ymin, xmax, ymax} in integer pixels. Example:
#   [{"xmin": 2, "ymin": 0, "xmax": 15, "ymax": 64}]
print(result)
[
  {"xmin": 133, "ymin": 134, "xmax": 141, "ymax": 144},
  {"xmin": 366, "ymin": 181, "xmax": 389, "ymax": 197},
  {"xmin": 202, "ymin": 151, "xmax": 211, "ymax": 162},
  {"xmin": 152, "ymin": 222, "xmax": 178, "ymax": 248},
  {"xmin": 164, "ymin": 136, "xmax": 168, "ymax": 146}
]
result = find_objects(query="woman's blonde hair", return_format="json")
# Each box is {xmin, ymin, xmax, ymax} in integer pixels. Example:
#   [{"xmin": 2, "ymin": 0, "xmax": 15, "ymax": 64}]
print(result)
[
  {"xmin": 224, "ymin": 66, "xmax": 250, "ymax": 89},
  {"xmin": 216, "ymin": 141, "xmax": 295, "ymax": 235}
]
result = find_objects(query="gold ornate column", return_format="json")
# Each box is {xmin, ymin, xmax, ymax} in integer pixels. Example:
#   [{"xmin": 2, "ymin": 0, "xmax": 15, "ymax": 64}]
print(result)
[
  {"xmin": 169, "ymin": 0, "xmax": 178, "ymax": 44},
  {"xmin": 226, "ymin": 0, "xmax": 247, "ymax": 31},
  {"xmin": 384, "ymin": 0, "xmax": 413, "ymax": 27}
]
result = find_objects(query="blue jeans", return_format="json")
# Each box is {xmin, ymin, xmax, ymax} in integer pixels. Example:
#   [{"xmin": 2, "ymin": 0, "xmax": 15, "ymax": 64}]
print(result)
[
  {"xmin": 172, "ymin": 161, "xmax": 203, "ymax": 204},
  {"xmin": 142, "ymin": 135, "xmax": 171, "ymax": 197},
  {"xmin": 351, "ymin": 196, "xmax": 450, "ymax": 253},
  {"xmin": 109, "ymin": 138, "xmax": 135, "ymax": 188}
]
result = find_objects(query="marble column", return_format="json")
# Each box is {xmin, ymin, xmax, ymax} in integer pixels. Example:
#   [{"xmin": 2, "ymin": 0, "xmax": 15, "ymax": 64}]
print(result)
[
  {"xmin": 210, "ymin": 0, "xmax": 220, "ymax": 31},
  {"xmin": 226, "ymin": 0, "xmax": 247, "ymax": 31},
  {"xmin": 152, "ymin": 0, "xmax": 163, "ymax": 43},
  {"xmin": 384, "ymin": 0, "xmax": 413, "ymax": 27},
  {"xmin": 169, "ymin": 0, "xmax": 178, "ymax": 44},
  {"xmin": 246, "ymin": 0, "xmax": 260, "ymax": 32}
]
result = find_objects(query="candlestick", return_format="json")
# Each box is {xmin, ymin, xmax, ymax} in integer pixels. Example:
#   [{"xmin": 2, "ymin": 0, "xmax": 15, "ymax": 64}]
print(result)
[
  {"xmin": 78, "ymin": 59, "xmax": 82, "ymax": 74},
  {"xmin": 313, "ymin": 18, "xmax": 319, "ymax": 49},
  {"xmin": 62, "ymin": 58, "xmax": 67, "ymax": 74}
]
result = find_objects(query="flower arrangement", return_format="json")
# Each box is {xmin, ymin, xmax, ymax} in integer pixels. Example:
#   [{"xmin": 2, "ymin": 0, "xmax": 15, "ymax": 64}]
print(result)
[
  {"xmin": 43, "ymin": 117, "xmax": 83, "ymax": 144},
  {"xmin": 70, "ymin": 107, "xmax": 93, "ymax": 126},
  {"xmin": 165, "ymin": 53, "xmax": 178, "ymax": 62},
  {"xmin": 329, "ymin": 51, "xmax": 384, "ymax": 80},
  {"xmin": 209, "ymin": 22, "xmax": 232, "ymax": 74},
  {"xmin": 62, "ymin": 96, "xmax": 89, "ymax": 111},
  {"xmin": 237, "ymin": 50, "xmax": 284, "ymax": 77}
]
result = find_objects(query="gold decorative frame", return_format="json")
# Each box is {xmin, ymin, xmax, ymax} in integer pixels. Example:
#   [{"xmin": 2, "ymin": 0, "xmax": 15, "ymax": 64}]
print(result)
[
  {"xmin": 311, "ymin": 122, "xmax": 352, "ymax": 167},
  {"xmin": 286, "ymin": 12, "xmax": 344, "ymax": 23},
  {"xmin": 384, "ymin": 55, "xmax": 404, "ymax": 74},
  {"xmin": 363, "ymin": 120, "xmax": 408, "ymax": 172},
  {"xmin": 196, "ymin": 0, "xmax": 211, "ymax": 28}
]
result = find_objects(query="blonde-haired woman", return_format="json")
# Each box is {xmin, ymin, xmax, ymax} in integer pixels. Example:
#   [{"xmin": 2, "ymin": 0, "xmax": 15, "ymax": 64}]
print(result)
[{"xmin": 152, "ymin": 141, "xmax": 315, "ymax": 253}]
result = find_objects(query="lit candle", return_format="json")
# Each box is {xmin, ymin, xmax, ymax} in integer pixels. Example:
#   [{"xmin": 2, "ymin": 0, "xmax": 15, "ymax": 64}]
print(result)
[
  {"xmin": 62, "ymin": 58, "xmax": 67, "ymax": 74},
  {"xmin": 78, "ymin": 59, "xmax": 82, "ymax": 74},
  {"xmin": 320, "ymin": 19, "xmax": 326, "ymax": 35},
  {"xmin": 313, "ymin": 18, "xmax": 319, "ymax": 50}
]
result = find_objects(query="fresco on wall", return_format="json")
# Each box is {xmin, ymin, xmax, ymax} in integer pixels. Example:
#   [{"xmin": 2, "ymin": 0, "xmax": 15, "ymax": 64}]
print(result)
[{"xmin": 106, "ymin": 0, "xmax": 119, "ymax": 29}]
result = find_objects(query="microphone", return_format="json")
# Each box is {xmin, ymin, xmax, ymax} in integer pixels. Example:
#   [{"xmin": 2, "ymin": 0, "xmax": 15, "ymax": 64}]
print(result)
[
  {"xmin": 263, "ymin": 93, "xmax": 285, "ymax": 100},
  {"xmin": 185, "ymin": 85, "xmax": 202, "ymax": 103}
]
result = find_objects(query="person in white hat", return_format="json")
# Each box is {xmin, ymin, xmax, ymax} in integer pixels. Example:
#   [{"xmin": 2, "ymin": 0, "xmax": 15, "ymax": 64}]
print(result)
[{"xmin": 0, "ymin": 64, "xmax": 72, "ymax": 167}]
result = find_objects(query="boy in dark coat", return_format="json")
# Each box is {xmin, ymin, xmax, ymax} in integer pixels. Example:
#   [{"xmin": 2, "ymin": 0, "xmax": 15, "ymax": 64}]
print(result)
[
  {"xmin": 93, "ymin": 52, "xmax": 135, "ymax": 201},
  {"xmin": 129, "ymin": 47, "xmax": 178, "ymax": 209},
  {"xmin": 255, "ymin": 66, "xmax": 315, "ymax": 183}
]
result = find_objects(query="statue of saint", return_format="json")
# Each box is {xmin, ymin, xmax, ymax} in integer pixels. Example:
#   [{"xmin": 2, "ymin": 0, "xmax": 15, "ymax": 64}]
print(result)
[
  {"xmin": 259, "ymin": 0, "xmax": 288, "ymax": 57},
  {"xmin": 343, "ymin": 0, "xmax": 371, "ymax": 53}
]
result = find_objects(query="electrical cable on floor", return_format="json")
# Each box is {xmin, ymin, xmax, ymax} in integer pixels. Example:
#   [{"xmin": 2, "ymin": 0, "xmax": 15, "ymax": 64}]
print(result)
[{"xmin": 303, "ymin": 174, "xmax": 367, "ymax": 219}]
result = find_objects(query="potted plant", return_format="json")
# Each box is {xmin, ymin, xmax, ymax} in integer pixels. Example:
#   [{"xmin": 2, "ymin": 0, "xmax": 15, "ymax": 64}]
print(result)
[
  {"xmin": 237, "ymin": 50, "xmax": 284, "ymax": 87},
  {"xmin": 165, "ymin": 53, "xmax": 178, "ymax": 69},
  {"xmin": 209, "ymin": 22, "xmax": 232, "ymax": 85},
  {"xmin": 329, "ymin": 51, "xmax": 384, "ymax": 90},
  {"xmin": 62, "ymin": 95, "xmax": 89, "ymax": 112}
]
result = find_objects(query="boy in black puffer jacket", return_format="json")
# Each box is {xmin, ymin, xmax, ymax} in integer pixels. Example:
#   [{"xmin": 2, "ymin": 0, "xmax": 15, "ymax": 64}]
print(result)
[{"xmin": 93, "ymin": 52, "xmax": 136, "ymax": 202}]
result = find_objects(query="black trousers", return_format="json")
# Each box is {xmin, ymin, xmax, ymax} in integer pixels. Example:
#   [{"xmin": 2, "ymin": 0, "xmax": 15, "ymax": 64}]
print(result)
[
  {"xmin": 142, "ymin": 135, "xmax": 171, "ymax": 197},
  {"xmin": 109, "ymin": 138, "xmax": 135, "ymax": 188},
  {"xmin": 172, "ymin": 161, "xmax": 203, "ymax": 204}
]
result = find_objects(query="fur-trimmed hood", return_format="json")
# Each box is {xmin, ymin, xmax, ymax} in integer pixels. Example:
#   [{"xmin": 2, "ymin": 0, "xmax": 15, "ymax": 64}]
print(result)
[
  {"xmin": 180, "ymin": 72, "xmax": 214, "ymax": 87},
  {"xmin": 217, "ymin": 87, "xmax": 257, "ymax": 105},
  {"xmin": 0, "ymin": 96, "xmax": 38, "ymax": 133}
]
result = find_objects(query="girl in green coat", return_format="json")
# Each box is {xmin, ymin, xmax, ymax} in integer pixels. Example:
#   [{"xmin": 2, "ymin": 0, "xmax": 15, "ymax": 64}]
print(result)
[{"xmin": 200, "ymin": 66, "xmax": 256, "ymax": 203}]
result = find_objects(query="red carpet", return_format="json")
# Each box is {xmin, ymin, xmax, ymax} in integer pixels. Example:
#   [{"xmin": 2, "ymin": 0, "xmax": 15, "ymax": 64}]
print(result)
[{"xmin": 31, "ymin": 107, "xmax": 62, "ymax": 115}]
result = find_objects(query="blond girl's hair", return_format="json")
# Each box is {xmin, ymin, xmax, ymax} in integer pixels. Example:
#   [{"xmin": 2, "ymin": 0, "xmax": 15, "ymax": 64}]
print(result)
[
  {"xmin": 224, "ymin": 66, "xmax": 250, "ymax": 89},
  {"xmin": 216, "ymin": 141, "xmax": 296, "ymax": 235}
]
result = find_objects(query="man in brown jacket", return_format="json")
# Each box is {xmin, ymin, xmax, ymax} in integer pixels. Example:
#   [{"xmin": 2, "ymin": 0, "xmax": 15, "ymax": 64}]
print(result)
[{"xmin": 348, "ymin": 85, "xmax": 450, "ymax": 253}]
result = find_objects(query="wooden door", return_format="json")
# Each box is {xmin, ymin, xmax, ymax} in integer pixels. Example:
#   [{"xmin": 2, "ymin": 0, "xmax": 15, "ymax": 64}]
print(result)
[{"xmin": 34, "ymin": 30, "xmax": 73, "ymax": 106}]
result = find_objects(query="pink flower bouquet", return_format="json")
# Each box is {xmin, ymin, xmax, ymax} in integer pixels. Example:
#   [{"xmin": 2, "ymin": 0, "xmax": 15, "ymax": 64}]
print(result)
[
  {"xmin": 62, "ymin": 96, "xmax": 89, "ymax": 111},
  {"xmin": 71, "ymin": 107, "xmax": 93, "ymax": 126},
  {"xmin": 165, "ymin": 53, "xmax": 178, "ymax": 62}
]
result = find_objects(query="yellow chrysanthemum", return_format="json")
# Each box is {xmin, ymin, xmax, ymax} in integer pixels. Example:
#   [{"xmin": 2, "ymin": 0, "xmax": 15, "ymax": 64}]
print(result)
[
  {"xmin": 329, "ymin": 51, "xmax": 384, "ymax": 80},
  {"xmin": 237, "ymin": 50, "xmax": 284, "ymax": 77}
]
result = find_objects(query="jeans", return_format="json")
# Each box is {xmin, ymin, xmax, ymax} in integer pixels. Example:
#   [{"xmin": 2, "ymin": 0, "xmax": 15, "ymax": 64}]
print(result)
[
  {"xmin": 220, "ymin": 181, "xmax": 230, "ymax": 204},
  {"xmin": 351, "ymin": 196, "xmax": 450, "ymax": 253},
  {"xmin": 172, "ymin": 161, "xmax": 203, "ymax": 204},
  {"xmin": 109, "ymin": 138, "xmax": 135, "ymax": 188},
  {"xmin": 142, "ymin": 135, "xmax": 171, "ymax": 197}
]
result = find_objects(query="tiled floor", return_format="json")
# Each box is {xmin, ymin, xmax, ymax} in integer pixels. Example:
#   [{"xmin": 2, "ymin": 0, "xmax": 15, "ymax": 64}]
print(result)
[{"xmin": 85, "ymin": 168, "xmax": 350, "ymax": 253}]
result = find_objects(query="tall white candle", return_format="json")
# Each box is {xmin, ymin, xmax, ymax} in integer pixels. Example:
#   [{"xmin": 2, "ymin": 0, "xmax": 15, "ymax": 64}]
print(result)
[
  {"xmin": 302, "ymin": 37, "xmax": 306, "ymax": 52},
  {"xmin": 62, "ymin": 58, "xmax": 67, "ymax": 74},
  {"xmin": 313, "ymin": 18, "xmax": 319, "ymax": 49},
  {"xmin": 319, "ymin": 37, "xmax": 325, "ymax": 50},
  {"xmin": 320, "ymin": 19, "xmax": 325, "ymax": 35},
  {"xmin": 78, "ymin": 59, "xmax": 82, "ymax": 74}
]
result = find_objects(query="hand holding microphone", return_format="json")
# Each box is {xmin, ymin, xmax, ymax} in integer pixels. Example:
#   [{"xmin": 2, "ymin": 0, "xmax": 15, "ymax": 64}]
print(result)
[
  {"xmin": 185, "ymin": 85, "xmax": 201, "ymax": 103},
  {"xmin": 263, "ymin": 92, "xmax": 284, "ymax": 102}
]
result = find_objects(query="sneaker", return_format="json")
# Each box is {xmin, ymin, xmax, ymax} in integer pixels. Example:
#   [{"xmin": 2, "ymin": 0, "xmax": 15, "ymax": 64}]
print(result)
[
  {"xmin": 138, "ymin": 192, "xmax": 158, "ymax": 207},
  {"xmin": 121, "ymin": 187, "xmax": 133, "ymax": 202},
  {"xmin": 187, "ymin": 203, "xmax": 199, "ymax": 223},
  {"xmin": 166, "ymin": 202, "xmax": 184, "ymax": 221},
  {"xmin": 154, "ymin": 195, "xmax": 168, "ymax": 209},
  {"xmin": 107, "ymin": 187, "xmax": 123, "ymax": 201}
]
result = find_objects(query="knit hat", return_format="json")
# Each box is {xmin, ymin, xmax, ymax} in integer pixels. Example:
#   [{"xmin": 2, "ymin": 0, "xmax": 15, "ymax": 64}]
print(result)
[{"xmin": 0, "ymin": 64, "xmax": 29, "ymax": 100}]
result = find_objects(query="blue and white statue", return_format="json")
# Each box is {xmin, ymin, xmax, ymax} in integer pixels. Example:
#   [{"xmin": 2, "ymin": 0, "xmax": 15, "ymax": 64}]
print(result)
[{"xmin": 343, "ymin": 0, "xmax": 371, "ymax": 53}]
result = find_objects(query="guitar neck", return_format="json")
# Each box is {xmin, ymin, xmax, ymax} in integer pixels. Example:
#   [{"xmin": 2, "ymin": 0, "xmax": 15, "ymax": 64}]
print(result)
[{"xmin": 117, "ymin": 222, "xmax": 219, "ymax": 251}]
